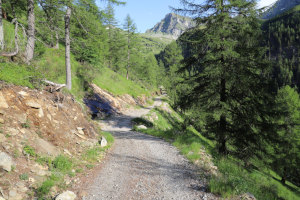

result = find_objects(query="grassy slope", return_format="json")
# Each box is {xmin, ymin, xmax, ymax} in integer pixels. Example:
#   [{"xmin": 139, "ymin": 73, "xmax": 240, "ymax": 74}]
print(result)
[
  {"xmin": 93, "ymin": 67, "xmax": 149, "ymax": 98},
  {"xmin": 0, "ymin": 19, "xmax": 150, "ymax": 99},
  {"xmin": 133, "ymin": 99, "xmax": 300, "ymax": 200},
  {"xmin": 139, "ymin": 33, "xmax": 174, "ymax": 55}
]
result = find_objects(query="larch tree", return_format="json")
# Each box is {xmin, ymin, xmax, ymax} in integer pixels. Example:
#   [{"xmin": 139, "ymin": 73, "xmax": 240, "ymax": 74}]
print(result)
[
  {"xmin": 176, "ymin": 0, "xmax": 273, "ymax": 159},
  {"xmin": 123, "ymin": 14, "xmax": 136, "ymax": 80}
]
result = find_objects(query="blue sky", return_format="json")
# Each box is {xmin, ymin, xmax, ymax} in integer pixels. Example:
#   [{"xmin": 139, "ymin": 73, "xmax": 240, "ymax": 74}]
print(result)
[{"xmin": 97, "ymin": 0, "xmax": 278, "ymax": 33}]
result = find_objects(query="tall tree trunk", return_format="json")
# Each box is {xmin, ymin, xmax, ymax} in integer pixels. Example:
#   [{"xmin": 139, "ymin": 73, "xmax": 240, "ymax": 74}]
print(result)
[
  {"xmin": 54, "ymin": 30, "xmax": 59, "ymax": 49},
  {"xmin": 0, "ymin": 0, "xmax": 4, "ymax": 50},
  {"xmin": 25, "ymin": 0, "xmax": 35, "ymax": 63},
  {"xmin": 65, "ymin": 7, "xmax": 72, "ymax": 90}
]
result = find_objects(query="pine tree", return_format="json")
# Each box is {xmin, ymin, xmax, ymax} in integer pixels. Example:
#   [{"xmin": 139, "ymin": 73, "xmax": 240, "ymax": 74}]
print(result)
[
  {"xmin": 123, "ymin": 14, "xmax": 136, "ymax": 80},
  {"xmin": 176, "ymin": 0, "xmax": 273, "ymax": 159},
  {"xmin": 273, "ymin": 86, "xmax": 300, "ymax": 185}
]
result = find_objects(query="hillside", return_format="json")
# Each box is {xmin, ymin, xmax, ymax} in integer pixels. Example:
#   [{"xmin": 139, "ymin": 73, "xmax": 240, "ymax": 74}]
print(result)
[
  {"xmin": 146, "ymin": 13, "xmax": 195, "ymax": 39},
  {"xmin": 262, "ymin": 0, "xmax": 300, "ymax": 19}
]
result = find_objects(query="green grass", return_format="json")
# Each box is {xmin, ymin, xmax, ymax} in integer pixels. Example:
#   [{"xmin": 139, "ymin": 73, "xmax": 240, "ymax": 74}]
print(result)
[
  {"xmin": 134, "ymin": 101, "xmax": 300, "ymax": 200},
  {"xmin": 93, "ymin": 67, "xmax": 150, "ymax": 98},
  {"xmin": 52, "ymin": 155, "xmax": 73, "ymax": 172},
  {"xmin": 0, "ymin": 63, "xmax": 40, "ymax": 88}
]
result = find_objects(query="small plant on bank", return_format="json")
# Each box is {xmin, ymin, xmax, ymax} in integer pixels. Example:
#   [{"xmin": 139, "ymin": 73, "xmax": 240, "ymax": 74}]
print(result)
[
  {"xmin": 19, "ymin": 173, "xmax": 29, "ymax": 180},
  {"xmin": 21, "ymin": 120, "xmax": 31, "ymax": 129},
  {"xmin": 23, "ymin": 145, "xmax": 37, "ymax": 157}
]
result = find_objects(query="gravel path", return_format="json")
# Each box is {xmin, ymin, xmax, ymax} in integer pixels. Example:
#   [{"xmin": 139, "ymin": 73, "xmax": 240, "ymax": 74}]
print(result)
[{"xmin": 83, "ymin": 97, "xmax": 217, "ymax": 200}]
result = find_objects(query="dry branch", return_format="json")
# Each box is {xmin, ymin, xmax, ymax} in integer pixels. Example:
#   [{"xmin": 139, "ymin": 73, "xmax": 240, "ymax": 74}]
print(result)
[{"xmin": 43, "ymin": 80, "xmax": 66, "ymax": 92}]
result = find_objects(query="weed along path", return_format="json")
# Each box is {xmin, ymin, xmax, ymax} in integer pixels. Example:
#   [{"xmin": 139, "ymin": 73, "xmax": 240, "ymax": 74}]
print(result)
[{"xmin": 83, "ymin": 97, "xmax": 216, "ymax": 200}]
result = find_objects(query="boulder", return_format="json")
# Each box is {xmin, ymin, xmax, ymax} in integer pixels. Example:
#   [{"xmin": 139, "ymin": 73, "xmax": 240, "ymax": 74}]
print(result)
[
  {"xmin": 0, "ymin": 152, "xmax": 14, "ymax": 172},
  {"xmin": 55, "ymin": 191, "xmax": 77, "ymax": 200},
  {"xmin": 25, "ymin": 100, "xmax": 41, "ymax": 109},
  {"xmin": 100, "ymin": 137, "xmax": 107, "ymax": 147},
  {"xmin": 0, "ymin": 118, "xmax": 4, "ymax": 124},
  {"xmin": 137, "ymin": 125, "xmax": 147, "ymax": 130},
  {"xmin": 0, "ymin": 91, "xmax": 8, "ymax": 109}
]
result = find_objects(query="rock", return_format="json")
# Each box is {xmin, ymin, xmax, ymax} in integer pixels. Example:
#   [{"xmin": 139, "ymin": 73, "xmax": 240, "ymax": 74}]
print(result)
[
  {"xmin": 18, "ymin": 91, "xmax": 28, "ymax": 97},
  {"xmin": 77, "ymin": 127, "xmax": 85, "ymax": 135},
  {"xmin": 0, "ymin": 109, "xmax": 4, "ymax": 115},
  {"xmin": 137, "ymin": 125, "xmax": 147, "ymax": 130},
  {"xmin": 14, "ymin": 113, "xmax": 27, "ymax": 124},
  {"xmin": 64, "ymin": 149, "xmax": 72, "ymax": 156},
  {"xmin": 0, "ymin": 134, "xmax": 6, "ymax": 143},
  {"xmin": 74, "ymin": 132, "xmax": 87, "ymax": 140},
  {"xmin": 38, "ymin": 108, "xmax": 44, "ymax": 118},
  {"xmin": 55, "ymin": 191, "xmax": 76, "ymax": 200},
  {"xmin": 47, "ymin": 114, "xmax": 52, "ymax": 121},
  {"xmin": 0, "ymin": 151, "xmax": 14, "ymax": 172},
  {"xmin": 31, "ymin": 164, "xmax": 50, "ymax": 176},
  {"xmin": 35, "ymin": 138, "xmax": 60, "ymax": 157},
  {"xmin": 6, "ymin": 127, "xmax": 19, "ymax": 136},
  {"xmin": 0, "ymin": 91, "xmax": 8, "ymax": 109},
  {"xmin": 100, "ymin": 137, "xmax": 107, "ymax": 147},
  {"xmin": 0, "ymin": 118, "xmax": 4, "ymax": 124},
  {"xmin": 25, "ymin": 100, "xmax": 41, "ymax": 109},
  {"xmin": 8, "ymin": 189, "xmax": 23, "ymax": 200},
  {"xmin": 15, "ymin": 182, "xmax": 28, "ymax": 193}
]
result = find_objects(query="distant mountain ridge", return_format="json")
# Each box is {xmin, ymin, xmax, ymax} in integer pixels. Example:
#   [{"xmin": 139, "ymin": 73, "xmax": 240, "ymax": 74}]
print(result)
[
  {"xmin": 262, "ymin": 0, "xmax": 300, "ymax": 19},
  {"xmin": 146, "ymin": 13, "xmax": 195, "ymax": 39}
]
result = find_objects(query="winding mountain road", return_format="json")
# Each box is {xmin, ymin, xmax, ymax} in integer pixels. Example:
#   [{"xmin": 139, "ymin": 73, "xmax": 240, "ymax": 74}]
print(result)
[{"xmin": 83, "ymin": 97, "xmax": 216, "ymax": 200}]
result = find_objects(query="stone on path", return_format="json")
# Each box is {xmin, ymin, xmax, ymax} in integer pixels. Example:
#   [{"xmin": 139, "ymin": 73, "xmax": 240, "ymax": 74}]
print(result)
[
  {"xmin": 100, "ymin": 137, "xmax": 107, "ymax": 147},
  {"xmin": 55, "ymin": 191, "xmax": 77, "ymax": 200},
  {"xmin": 137, "ymin": 125, "xmax": 147, "ymax": 130}
]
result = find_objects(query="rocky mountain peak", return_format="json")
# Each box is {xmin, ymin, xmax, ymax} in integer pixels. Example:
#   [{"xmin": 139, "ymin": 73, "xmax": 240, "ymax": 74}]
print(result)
[
  {"xmin": 146, "ymin": 13, "xmax": 195, "ymax": 39},
  {"xmin": 262, "ymin": 0, "xmax": 300, "ymax": 19}
]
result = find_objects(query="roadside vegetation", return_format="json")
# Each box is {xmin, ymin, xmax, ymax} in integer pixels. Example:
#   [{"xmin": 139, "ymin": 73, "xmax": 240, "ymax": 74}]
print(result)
[{"xmin": 133, "ymin": 98, "xmax": 300, "ymax": 200}]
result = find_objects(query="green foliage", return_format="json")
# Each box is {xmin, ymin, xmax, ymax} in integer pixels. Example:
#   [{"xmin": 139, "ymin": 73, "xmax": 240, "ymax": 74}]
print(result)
[
  {"xmin": 19, "ymin": 173, "xmax": 29, "ymax": 180},
  {"xmin": 23, "ymin": 145, "xmax": 37, "ymax": 157},
  {"xmin": 101, "ymin": 131, "xmax": 114, "ymax": 144},
  {"xmin": 52, "ymin": 155, "xmax": 72, "ymax": 172},
  {"xmin": 36, "ymin": 179, "xmax": 55, "ymax": 198},
  {"xmin": 262, "ymin": 10, "xmax": 300, "ymax": 91},
  {"xmin": 272, "ymin": 86, "xmax": 300, "ymax": 185},
  {"xmin": 0, "ymin": 63, "xmax": 42, "ymax": 88}
]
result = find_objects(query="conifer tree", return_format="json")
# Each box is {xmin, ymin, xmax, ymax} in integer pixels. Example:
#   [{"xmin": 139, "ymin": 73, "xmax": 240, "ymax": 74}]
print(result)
[
  {"xmin": 176, "ymin": 0, "xmax": 273, "ymax": 159},
  {"xmin": 123, "ymin": 14, "xmax": 136, "ymax": 80}
]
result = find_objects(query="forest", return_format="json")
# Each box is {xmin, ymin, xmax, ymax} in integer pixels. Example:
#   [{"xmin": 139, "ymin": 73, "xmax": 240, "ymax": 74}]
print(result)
[{"xmin": 0, "ymin": 0, "xmax": 299, "ymax": 199}]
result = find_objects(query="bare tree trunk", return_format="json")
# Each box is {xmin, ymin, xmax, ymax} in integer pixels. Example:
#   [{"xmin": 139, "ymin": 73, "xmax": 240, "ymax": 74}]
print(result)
[
  {"xmin": 25, "ymin": 0, "xmax": 35, "ymax": 63},
  {"xmin": 65, "ymin": 7, "xmax": 72, "ymax": 90},
  {"xmin": 54, "ymin": 30, "xmax": 59, "ymax": 49},
  {"xmin": 1, "ymin": 19, "xmax": 18, "ymax": 57},
  {"xmin": 0, "ymin": 0, "xmax": 4, "ymax": 50}
]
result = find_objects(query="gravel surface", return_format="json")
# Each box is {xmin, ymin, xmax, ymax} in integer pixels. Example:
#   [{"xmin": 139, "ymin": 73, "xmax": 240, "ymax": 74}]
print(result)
[{"xmin": 83, "ymin": 97, "xmax": 217, "ymax": 200}]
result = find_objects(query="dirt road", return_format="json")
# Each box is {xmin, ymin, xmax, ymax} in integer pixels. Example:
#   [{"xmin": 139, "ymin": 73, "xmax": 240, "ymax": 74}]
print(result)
[{"xmin": 83, "ymin": 97, "xmax": 216, "ymax": 200}]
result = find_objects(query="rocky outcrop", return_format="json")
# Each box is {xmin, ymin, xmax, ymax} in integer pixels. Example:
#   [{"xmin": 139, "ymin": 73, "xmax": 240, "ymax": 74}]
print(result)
[
  {"xmin": 262, "ymin": 0, "xmax": 300, "ymax": 19},
  {"xmin": 146, "ymin": 13, "xmax": 195, "ymax": 39}
]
